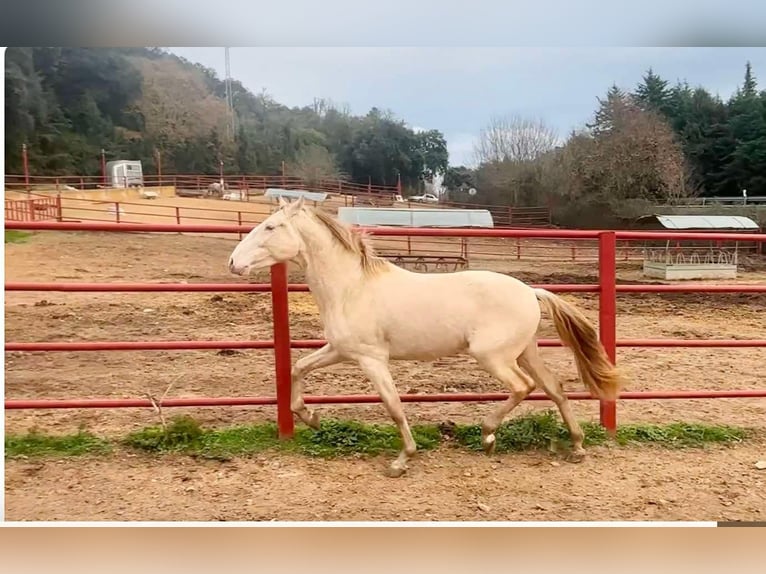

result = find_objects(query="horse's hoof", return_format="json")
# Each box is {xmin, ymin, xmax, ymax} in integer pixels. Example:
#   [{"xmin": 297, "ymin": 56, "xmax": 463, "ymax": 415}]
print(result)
[
  {"xmin": 307, "ymin": 411, "xmax": 321, "ymax": 430},
  {"xmin": 482, "ymin": 434, "xmax": 496, "ymax": 455},
  {"xmin": 385, "ymin": 464, "xmax": 408, "ymax": 478},
  {"xmin": 566, "ymin": 450, "xmax": 586, "ymax": 464}
]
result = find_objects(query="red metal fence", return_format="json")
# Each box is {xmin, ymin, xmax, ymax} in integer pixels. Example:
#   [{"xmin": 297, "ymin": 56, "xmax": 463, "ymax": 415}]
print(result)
[
  {"xmin": 4, "ymin": 196, "xmax": 62, "ymax": 222},
  {"xmin": 5, "ymin": 220, "xmax": 766, "ymax": 439},
  {"xmin": 4, "ymin": 173, "xmax": 402, "ymax": 196}
]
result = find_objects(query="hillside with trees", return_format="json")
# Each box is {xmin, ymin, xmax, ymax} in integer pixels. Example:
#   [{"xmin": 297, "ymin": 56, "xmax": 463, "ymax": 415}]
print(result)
[
  {"xmin": 4, "ymin": 47, "xmax": 449, "ymax": 191},
  {"xmin": 444, "ymin": 63, "xmax": 766, "ymax": 225},
  {"xmin": 6, "ymin": 48, "xmax": 766, "ymax": 226}
]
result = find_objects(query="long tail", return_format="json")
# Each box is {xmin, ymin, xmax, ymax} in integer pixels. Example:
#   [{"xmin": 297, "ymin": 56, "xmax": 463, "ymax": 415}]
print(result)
[{"xmin": 534, "ymin": 288, "xmax": 622, "ymax": 401}]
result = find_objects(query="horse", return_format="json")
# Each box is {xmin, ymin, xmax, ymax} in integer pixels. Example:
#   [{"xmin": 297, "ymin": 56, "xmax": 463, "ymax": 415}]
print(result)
[
  {"xmin": 228, "ymin": 196, "xmax": 623, "ymax": 477},
  {"xmin": 205, "ymin": 181, "xmax": 224, "ymax": 198}
]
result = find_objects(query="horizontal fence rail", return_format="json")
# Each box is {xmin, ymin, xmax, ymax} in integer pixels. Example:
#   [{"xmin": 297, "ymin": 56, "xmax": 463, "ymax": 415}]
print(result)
[
  {"xmin": 4, "ymin": 220, "xmax": 766, "ymax": 438},
  {"xmin": 7, "ymin": 390, "xmax": 766, "ymax": 411},
  {"xmin": 7, "ymin": 219, "xmax": 766, "ymax": 241},
  {"xmin": 7, "ymin": 339, "xmax": 766, "ymax": 352},
  {"xmin": 6, "ymin": 282, "xmax": 766, "ymax": 294}
]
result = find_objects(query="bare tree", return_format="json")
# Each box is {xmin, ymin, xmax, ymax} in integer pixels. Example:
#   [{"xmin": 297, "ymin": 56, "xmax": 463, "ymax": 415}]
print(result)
[
  {"xmin": 582, "ymin": 97, "xmax": 694, "ymax": 204},
  {"xmin": 285, "ymin": 144, "xmax": 347, "ymax": 186},
  {"xmin": 473, "ymin": 114, "xmax": 559, "ymax": 165}
]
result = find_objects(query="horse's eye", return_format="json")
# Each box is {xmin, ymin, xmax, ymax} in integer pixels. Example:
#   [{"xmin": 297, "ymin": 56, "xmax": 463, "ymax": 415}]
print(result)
[{"xmin": 265, "ymin": 224, "xmax": 275, "ymax": 231}]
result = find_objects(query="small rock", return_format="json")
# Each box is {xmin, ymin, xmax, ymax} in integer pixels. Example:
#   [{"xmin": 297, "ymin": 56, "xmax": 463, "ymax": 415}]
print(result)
[
  {"xmin": 477, "ymin": 502, "xmax": 490, "ymax": 512},
  {"xmin": 463, "ymin": 471, "xmax": 472, "ymax": 477},
  {"xmin": 754, "ymin": 461, "xmax": 766, "ymax": 470},
  {"xmin": 217, "ymin": 349, "xmax": 242, "ymax": 357},
  {"xmin": 550, "ymin": 461, "xmax": 561, "ymax": 467},
  {"xmin": 143, "ymin": 308, "xmax": 154, "ymax": 313}
]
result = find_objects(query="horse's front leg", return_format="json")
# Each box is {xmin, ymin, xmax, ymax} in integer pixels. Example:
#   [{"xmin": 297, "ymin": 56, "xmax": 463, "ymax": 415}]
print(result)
[
  {"xmin": 356, "ymin": 356, "xmax": 417, "ymax": 478},
  {"xmin": 291, "ymin": 343, "xmax": 344, "ymax": 429}
]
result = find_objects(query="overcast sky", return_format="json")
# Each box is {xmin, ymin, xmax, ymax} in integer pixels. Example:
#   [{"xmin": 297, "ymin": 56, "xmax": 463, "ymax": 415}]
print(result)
[{"xmin": 168, "ymin": 47, "xmax": 766, "ymax": 166}]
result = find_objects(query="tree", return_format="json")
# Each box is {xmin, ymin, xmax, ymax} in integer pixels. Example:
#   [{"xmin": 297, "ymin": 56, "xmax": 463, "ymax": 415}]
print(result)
[
  {"xmin": 586, "ymin": 84, "xmax": 631, "ymax": 136},
  {"xmin": 472, "ymin": 114, "xmax": 558, "ymax": 164},
  {"xmin": 417, "ymin": 129, "xmax": 449, "ymax": 181},
  {"xmin": 582, "ymin": 89, "xmax": 692, "ymax": 203},
  {"xmin": 442, "ymin": 165, "xmax": 475, "ymax": 195},
  {"xmin": 634, "ymin": 68, "xmax": 673, "ymax": 117},
  {"xmin": 721, "ymin": 62, "xmax": 766, "ymax": 195},
  {"xmin": 285, "ymin": 144, "xmax": 346, "ymax": 185}
]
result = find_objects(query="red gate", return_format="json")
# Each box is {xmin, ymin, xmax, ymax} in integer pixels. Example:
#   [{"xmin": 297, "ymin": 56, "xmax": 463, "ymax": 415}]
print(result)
[{"xmin": 5, "ymin": 196, "xmax": 62, "ymax": 222}]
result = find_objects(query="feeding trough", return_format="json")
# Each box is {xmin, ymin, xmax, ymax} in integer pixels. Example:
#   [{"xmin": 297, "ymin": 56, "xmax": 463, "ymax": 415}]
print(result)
[{"xmin": 634, "ymin": 214, "xmax": 761, "ymax": 280}]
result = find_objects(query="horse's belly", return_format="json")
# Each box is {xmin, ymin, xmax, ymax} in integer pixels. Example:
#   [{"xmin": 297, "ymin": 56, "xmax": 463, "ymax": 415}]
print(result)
[{"xmin": 386, "ymin": 327, "xmax": 467, "ymax": 360}]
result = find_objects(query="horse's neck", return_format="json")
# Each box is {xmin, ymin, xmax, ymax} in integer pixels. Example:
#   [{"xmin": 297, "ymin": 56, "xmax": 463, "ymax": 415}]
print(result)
[{"xmin": 299, "ymin": 224, "xmax": 365, "ymax": 315}]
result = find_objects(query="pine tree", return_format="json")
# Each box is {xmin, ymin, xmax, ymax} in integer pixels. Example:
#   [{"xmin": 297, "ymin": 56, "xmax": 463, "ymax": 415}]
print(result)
[
  {"xmin": 587, "ymin": 85, "xmax": 632, "ymax": 135},
  {"xmin": 634, "ymin": 68, "xmax": 673, "ymax": 117},
  {"xmin": 722, "ymin": 62, "xmax": 766, "ymax": 195}
]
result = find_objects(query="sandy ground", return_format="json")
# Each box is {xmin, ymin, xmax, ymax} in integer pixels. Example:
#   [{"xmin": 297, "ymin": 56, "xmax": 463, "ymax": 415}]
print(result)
[{"xmin": 4, "ymin": 230, "xmax": 766, "ymax": 522}]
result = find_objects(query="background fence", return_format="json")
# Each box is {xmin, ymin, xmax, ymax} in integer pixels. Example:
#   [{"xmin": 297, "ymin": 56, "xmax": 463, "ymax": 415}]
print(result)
[
  {"xmin": 10, "ymin": 178, "xmax": 761, "ymax": 264},
  {"xmin": 5, "ymin": 220, "xmax": 766, "ymax": 439}
]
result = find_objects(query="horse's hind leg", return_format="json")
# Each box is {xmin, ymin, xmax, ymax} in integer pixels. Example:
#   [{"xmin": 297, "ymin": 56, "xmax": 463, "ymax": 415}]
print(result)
[
  {"xmin": 472, "ymin": 350, "xmax": 537, "ymax": 455},
  {"xmin": 518, "ymin": 341, "xmax": 586, "ymax": 461}
]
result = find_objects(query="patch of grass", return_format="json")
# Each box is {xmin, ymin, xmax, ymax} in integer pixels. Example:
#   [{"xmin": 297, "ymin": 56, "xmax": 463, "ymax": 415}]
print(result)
[
  {"xmin": 5, "ymin": 430, "xmax": 111, "ymax": 458},
  {"xmin": 451, "ymin": 410, "xmax": 585, "ymax": 452},
  {"xmin": 291, "ymin": 419, "xmax": 442, "ymax": 458},
  {"xmin": 122, "ymin": 417, "xmax": 441, "ymax": 459},
  {"xmin": 4, "ymin": 230, "xmax": 31, "ymax": 244},
  {"xmin": 123, "ymin": 415, "xmax": 205, "ymax": 453},
  {"xmin": 614, "ymin": 421, "xmax": 749, "ymax": 448},
  {"xmin": 5, "ymin": 412, "xmax": 758, "ymax": 460}
]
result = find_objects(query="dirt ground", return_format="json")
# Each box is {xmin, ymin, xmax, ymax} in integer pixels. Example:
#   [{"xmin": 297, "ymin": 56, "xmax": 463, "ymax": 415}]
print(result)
[{"xmin": 4, "ymin": 230, "xmax": 766, "ymax": 522}]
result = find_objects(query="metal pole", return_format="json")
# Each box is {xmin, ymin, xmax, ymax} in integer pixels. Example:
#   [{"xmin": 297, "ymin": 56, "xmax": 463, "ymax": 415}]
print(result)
[
  {"xmin": 22, "ymin": 143, "xmax": 30, "ymax": 193},
  {"xmin": 598, "ymin": 231, "xmax": 617, "ymax": 433},
  {"xmin": 101, "ymin": 149, "xmax": 107, "ymax": 186},
  {"xmin": 270, "ymin": 262, "xmax": 294, "ymax": 438}
]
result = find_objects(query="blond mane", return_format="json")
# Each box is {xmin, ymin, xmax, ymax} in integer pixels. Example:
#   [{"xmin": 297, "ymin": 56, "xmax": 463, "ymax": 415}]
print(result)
[{"xmin": 308, "ymin": 207, "xmax": 391, "ymax": 275}]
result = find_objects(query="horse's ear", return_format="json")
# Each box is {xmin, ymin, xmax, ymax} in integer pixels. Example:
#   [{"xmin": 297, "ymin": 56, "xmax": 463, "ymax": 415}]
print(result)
[
  {"xmin": 278, "ymin": 196, "xmax": 289, "ymax": 208},
  {"xmin": 286, "ymin": 195, "xmax": 305, "ymax": 215}
]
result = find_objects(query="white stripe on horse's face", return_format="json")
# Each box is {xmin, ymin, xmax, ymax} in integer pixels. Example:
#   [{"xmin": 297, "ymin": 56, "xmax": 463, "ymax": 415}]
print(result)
[{"xmin": 228, "ymin": 208, "xmax": 302, "ymax": 275}]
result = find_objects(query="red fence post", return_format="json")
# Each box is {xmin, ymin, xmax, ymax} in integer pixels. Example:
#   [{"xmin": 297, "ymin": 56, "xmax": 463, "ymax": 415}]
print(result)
[
  {"xmin": 598, "ymin": 231, "xmax": 617, "ymax": 434},
  {"xmin": 22, "ymin": 143, "xmax": 30, "ymax": 193},
  {"xmin": 270, "ymin": 262, "xmax": 294, "ymax": 439}
]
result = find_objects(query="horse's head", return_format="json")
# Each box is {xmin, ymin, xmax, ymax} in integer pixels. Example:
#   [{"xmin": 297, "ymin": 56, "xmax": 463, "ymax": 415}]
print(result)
[{"xmin": 228, "ymin": 196, "xmax": 306, "ymax": 275}]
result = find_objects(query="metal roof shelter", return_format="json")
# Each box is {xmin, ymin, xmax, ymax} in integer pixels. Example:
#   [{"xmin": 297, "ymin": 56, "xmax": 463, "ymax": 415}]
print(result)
[
  {"xmin": 634, "ymin": 214, "xmax": 762, "ymax": 280},
  {"xmin": 634, "ymin": 214, "xmax": 760, "ymax": 230},
  {"xmin": 337, "ymin": 207, "xmax": 494, "ymax": 228},
  {"xmin": 264, "ymin": 188, "xmax": 328, "ymax": 203}
]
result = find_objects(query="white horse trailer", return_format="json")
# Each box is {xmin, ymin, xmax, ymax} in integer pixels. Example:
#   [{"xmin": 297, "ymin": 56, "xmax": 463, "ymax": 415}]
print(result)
[{"xmin": 106, "ymin": 160, "xmax": 144, "ymax": 188}]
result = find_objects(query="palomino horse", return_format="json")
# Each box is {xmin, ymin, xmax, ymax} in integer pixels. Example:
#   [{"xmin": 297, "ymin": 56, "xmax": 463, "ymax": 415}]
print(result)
[{"xmin": 228, "ymin": 196, "xmax": 623, "ymax": 477}]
